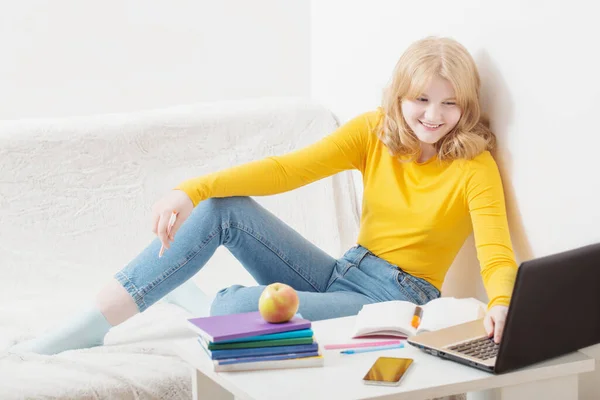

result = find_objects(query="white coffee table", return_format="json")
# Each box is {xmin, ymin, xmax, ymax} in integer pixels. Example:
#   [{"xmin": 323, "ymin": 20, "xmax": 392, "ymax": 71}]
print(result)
[{"xmin": 174, "ymin": 315, "xmax": 594, "ymax": 400}]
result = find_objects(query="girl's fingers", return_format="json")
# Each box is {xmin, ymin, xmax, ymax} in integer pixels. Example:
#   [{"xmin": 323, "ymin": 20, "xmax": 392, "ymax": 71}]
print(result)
[
  {"xmin": 493, "ymin": 316, "xmax": 505, "ymax": 344},
  {"xmin": 168, "ymin": 214, "xmax": 184, "ymax": 241},
  {"xmin": 156, "ymin": 211, "xmax": 171, "ymax": 249},
  {"xmin": 483, "ymin": 315, "xmax": 494, "ymax": 338}
]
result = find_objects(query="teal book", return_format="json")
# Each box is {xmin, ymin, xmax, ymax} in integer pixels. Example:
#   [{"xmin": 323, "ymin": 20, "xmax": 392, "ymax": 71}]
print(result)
[
  {"xmin": 207, "ymin": 328, "xmax": 314, "ymax": 345},
  {"xmin": 199, "ymin": 340, "xmax": 319, "ymax": 360},
  {"xmin": 201, "ymin": 335, "xmax": 314, "ymax": 350}
]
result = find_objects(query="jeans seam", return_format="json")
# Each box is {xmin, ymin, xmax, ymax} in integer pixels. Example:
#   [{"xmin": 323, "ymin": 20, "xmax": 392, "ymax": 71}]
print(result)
[
  {"xmin": 405, "ymin": 277, "xmax": 429, "ymax": 304},
  {"xmin": 325, "ymin": 260, "xmax": 356, "ymax": 291},
  {"xmin": 115, "ymin": 271, "xmax": 148, "ymax": 311},
  {"xmin": 397, "ymin": 273, "xmax": 439, "ymax": 305},
  {"xmin": 394, "ymin": 272, "xmax": 420, "ymax": 304},
  {"xmin": 140, "ymin": 220, "xmax": 324, "ymax": 298},
  {"xmin": 342, "ymin": 261, "xmax": 355, "ymax": 276},
  {"xmin": 410, "ymin": 275, "xmax": 441, "ymax": 299},
  {"xmin": 396, "ymin": 275, "xmax": 416, "ymax": 303},
  {"xmin": 349, "ymin": 247, "xmax": 371, "ymax": 266},
  {"xmin": 229, "ymin": 221, "xmax": 323, "ymax": 292},
  {"xmin": 140, "ymin": 225, "xmax": 224, "ymax": 298}
]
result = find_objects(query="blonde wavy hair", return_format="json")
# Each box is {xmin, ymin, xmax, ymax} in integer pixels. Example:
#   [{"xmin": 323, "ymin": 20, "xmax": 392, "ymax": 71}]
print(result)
[{"xmin": 377, "ymin": 36, "xmax": 496, "ymax": 162}]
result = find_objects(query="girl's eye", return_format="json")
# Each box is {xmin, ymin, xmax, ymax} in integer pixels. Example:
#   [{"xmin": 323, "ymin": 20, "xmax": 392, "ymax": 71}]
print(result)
[
  {"xmin": 444, "ymin": 102, "xmax": 456, "ymax": 106},
  {"xmin": 416, "ymin": 97, "xmax": 428, "ymax": 102}
]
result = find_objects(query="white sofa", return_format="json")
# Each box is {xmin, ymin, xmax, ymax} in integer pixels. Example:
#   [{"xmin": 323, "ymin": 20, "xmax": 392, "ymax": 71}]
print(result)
[{"xmin": 0, "ymin": 98, "xmax": 360, "ymax": 399}]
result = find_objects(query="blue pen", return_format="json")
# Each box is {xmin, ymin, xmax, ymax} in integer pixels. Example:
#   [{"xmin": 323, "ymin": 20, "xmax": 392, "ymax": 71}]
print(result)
[{"xmin": 340, "ymin": 343, "xmax": 404, "ymax": 354}]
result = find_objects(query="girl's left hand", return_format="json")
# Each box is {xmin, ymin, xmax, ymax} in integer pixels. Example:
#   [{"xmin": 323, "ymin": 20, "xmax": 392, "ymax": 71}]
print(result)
[{"xmin": 483, "ymin": 305, "xmax": 508, "ymax": 344}]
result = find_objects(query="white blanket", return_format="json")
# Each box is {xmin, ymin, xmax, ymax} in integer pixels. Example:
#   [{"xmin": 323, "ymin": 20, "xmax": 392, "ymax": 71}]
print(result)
[{"xmin": 0, "ymin": 97, "xmax": 360, "ymax": 399}]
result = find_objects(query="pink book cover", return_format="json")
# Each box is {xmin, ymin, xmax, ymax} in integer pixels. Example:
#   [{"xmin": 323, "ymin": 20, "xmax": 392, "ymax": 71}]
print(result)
[{"xmin": 187, "ymin": 311, "xmax": 311, "ymax": 343}]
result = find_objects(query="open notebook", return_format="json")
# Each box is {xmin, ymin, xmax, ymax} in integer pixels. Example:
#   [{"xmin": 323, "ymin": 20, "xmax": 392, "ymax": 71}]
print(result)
[{"xmin": 353, "ymin": 297, "xmax": 485, "ymax": 338}]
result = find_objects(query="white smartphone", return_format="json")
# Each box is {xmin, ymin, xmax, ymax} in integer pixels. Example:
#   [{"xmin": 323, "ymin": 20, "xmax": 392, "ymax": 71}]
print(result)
[{"xmin": 362, "ymin": 356, "xmax": 414, "ymax": 386}]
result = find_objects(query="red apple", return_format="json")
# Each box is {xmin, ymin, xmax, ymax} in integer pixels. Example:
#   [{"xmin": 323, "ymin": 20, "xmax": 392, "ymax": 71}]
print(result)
[{"xmin": 258, "ymin": 283, "xmax": 300, "ymax": 323}]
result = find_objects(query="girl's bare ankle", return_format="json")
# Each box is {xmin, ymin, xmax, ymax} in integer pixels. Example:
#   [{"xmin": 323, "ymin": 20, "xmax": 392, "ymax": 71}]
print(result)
[{"xmin": 96, "ymin": 278, "xmax": 139, "ymax": 326}]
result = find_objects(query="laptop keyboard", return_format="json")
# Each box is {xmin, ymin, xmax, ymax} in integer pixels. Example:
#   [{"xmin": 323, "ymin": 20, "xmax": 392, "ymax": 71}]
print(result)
[{"xmin": 448, "ymin": 337, "xmax": 499, "ymax": 360}]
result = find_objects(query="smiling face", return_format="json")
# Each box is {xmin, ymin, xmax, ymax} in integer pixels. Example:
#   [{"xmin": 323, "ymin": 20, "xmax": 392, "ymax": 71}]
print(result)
[{"xmin": 400, "ymin": 75, "xmax": 462, "ymax": 157}]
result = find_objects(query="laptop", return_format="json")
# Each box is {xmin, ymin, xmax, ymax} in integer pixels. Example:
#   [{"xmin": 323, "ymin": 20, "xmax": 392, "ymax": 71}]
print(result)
[{"xmin": 408, "ymin": 242, "xmax": 600, "ymax": 374}]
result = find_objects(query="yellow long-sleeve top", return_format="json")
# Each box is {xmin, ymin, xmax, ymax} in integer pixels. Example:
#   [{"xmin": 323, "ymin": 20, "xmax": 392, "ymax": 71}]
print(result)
[{"xmin": 176, "ymin": 110, "xmax": 518, "ymax": 308}]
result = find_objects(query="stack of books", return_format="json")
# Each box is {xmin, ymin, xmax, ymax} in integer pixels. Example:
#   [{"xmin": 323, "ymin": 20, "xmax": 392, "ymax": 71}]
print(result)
[{"xmin": 187, "ymin": 311, "xmax": 324, "ymax": 372}]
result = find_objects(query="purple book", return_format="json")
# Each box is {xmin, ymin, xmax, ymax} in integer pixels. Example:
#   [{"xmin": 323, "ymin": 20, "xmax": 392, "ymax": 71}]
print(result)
[{"xmin": 187, "ymin": 311, "xmax": 311, "ymax": 343}]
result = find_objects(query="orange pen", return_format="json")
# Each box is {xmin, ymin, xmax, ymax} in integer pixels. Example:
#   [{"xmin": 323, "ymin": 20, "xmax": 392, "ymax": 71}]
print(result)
[{"xmin": 411, "ymin": 306, "xmax": 423, "ymax": 329}]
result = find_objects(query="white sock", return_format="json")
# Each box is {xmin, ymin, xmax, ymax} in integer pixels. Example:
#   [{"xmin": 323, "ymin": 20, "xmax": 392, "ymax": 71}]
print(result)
[
  {"xmin": 162, "ymin": 279, "xmax": 212, "ymax": 317},
  {"xmin": 10, "ymin": 305, "xmax": 112, "ymax": 355}
]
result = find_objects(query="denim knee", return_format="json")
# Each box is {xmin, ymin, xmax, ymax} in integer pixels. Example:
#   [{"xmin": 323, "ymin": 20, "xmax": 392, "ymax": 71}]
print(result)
[
  {"xmin": 209, "ymin": 284, "xmax": 259, "ymax": 316},
  {"xmin": 188, "ymin": 196, "xmax": 255, "ymax": 235},
  {"xmin": 201, "ymin": 196, "xmax": 253, "ymax": 215}
]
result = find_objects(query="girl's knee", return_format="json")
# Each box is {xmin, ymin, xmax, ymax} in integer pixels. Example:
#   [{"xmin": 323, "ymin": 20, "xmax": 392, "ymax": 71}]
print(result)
[
  {"xmin": 200, "ymin": 197, "xmax": 253, "ymax": 214},
  {"xmin": 188, "ymin": 197, "xmax": 254, "ymax": 227},
  {"xmin": 210, "ymin": 285, "xmax": 259, "ymax": 316}
]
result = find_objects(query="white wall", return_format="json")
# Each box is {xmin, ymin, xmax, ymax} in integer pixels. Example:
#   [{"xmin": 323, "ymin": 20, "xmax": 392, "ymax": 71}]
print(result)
[{"xmin": 0, "ymin": 0, "xmax": 309, "ymax": 120}]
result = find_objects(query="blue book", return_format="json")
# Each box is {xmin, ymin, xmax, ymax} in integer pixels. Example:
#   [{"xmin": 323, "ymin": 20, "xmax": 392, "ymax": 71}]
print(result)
[
  {"xmin": 210, "ymin": 329, "xmax": 314, "ymax": 344},
  {"xmin": 199, "ymin": 339, "xmax": 319, "ymax": 360},
  {"xmin": 213, "ymin": 354, "xmax": 324, "ymax": 372},
  {"xmin": 216, "ymin": 351, "xmax": 320, "ymax": 366}
]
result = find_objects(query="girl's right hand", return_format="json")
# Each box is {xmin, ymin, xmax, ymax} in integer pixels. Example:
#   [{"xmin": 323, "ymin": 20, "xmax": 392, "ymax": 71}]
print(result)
[{"xmin": 151, "ymin": 189, "xmax": 194, "ymax": 250}]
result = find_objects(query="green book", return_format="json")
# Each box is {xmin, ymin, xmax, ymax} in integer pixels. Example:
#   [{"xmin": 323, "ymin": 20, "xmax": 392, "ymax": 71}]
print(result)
[{"xmin": 203, "ymin": 336, "xmax": 315, "ymax": 350}]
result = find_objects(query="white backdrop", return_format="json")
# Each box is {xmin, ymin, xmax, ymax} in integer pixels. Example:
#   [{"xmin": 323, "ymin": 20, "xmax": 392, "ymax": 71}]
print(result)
[{"xmin": 0, "ymin": 0, "xmax": 310, "ymax": 119}]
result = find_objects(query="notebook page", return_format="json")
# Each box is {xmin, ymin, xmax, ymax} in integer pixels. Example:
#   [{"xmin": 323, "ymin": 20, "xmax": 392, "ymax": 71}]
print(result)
[
  {"xmin": 418, "ymin": 297, "xmax": 484, "ymax": 333},
  {"xmin": 353, "ymin": 300, "xmax": 416, "ymax": 337}
]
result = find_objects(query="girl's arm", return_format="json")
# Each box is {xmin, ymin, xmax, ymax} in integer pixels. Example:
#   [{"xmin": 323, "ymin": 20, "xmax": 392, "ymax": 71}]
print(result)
[
  {"xmin": 176, "ymin": 111, "xmax": 378, "ymax": 206},
  {"xmin": 465, "ymin": 152, "xmax": 519, "ymax": 309}
]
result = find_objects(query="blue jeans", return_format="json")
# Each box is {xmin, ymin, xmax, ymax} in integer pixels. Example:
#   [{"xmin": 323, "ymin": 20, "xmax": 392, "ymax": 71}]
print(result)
[{"xmin": 115, "ymin": 197, "xmax": 440, "ymax": 321}]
